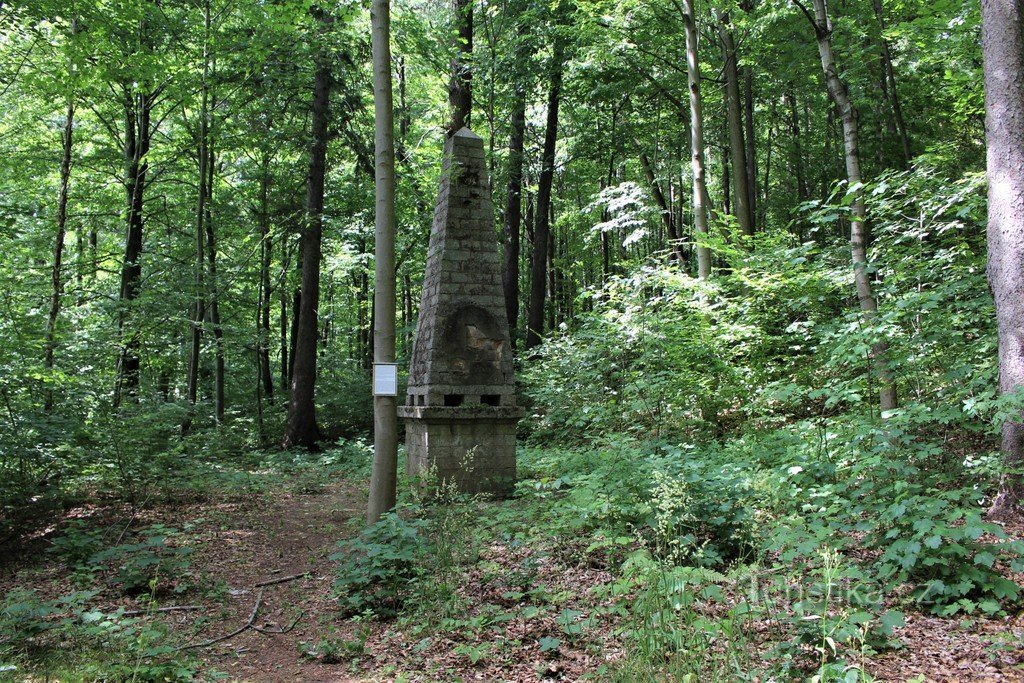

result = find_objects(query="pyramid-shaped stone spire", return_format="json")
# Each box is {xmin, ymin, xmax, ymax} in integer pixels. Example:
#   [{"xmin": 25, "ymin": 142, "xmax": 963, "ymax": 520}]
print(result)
[{"xmin": 405, "ymin": 127, "xmax": 515, "ymax": 408}]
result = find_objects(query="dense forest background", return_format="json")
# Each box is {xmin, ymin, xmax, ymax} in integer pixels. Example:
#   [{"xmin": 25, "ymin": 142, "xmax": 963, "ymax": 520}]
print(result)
[{"xmin": 2, "ymin": 0, "xmax": 1024, "ymax": 680}]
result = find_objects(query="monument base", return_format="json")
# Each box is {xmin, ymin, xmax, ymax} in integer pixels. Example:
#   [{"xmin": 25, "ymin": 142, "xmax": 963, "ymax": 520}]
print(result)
[{"xmin": 397, "ymin": 406, "xmax": 524, "ymax": 497}]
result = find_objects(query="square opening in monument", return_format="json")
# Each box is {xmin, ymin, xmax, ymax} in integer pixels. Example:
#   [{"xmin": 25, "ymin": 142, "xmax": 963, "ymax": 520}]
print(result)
[
  {"xmin": 481, "ymin": 394, "xmax": 500, "ymax": 406},
  {"xmin": 443, "ymin": 394, "xmax": 464, "ymax": 406}
]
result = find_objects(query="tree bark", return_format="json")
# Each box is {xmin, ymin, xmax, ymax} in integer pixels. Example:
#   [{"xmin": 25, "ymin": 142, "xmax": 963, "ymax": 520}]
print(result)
[
  {"xmin": 982, "ymin": 0, "xmax": 1024, "ymax": 518},
  {"xmin": 716, "ymin": 9, "xmax": 754, "ymax": 237},
  {"xmin": 682, "ymin": 0, "xmax": 712, "ymax": 279},
  {"xmin": 447, "ymin": 0, "xmax": 472, "ymax": 135},
  {"xmin": 801, "ymin": 0, "xmax": 897, "ymax": 412},
  {"xmin": 258, "ymin": 158, "xmax": 274, "ymax": 402},
  {"xmin": 115, "ymin": 86, "xmax": 151, "ymax": 408},
  {"xmin": 367, "ymin": 0, "xmax": 399, "ymax": 524},
  {"xmin": 742, "ymin": 0, "xmax": 759, "ymax": 225},
  {"xmin": 205, "ymin": 140, "xmax": 225, "ymax": 422},
  {"xmin": 503, "ymin": 81, "xmax": 525, "ymax": 342},
  {"xmin": 872, "ymin": 0, "xmax": 911, "ymax": 167},
  {"xmin": 183, "ymin": 3, "xmax": 211, "ymax": 433},
  {"xmin": 283, "ymin": 20, "xmax": 332, "ymax": 450},
  {"xmin": 44, "ymin": 95, "xmax": 74, "ymax": 413},
  {"xmin": 639, "ymin": 150, "xmax": 686, "ymax": 263},
  {"xmin": 525, "ymin": 36, "xmax": 564, "ymax": 350}
]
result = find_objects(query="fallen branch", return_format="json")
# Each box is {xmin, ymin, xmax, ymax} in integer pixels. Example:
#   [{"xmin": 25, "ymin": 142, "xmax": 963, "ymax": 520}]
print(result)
[
  {"xmin": 178, "ymin": 587, "xmax": 264, "ymax": 651},
  {"xmin": 252, "ymin": 611, "xmax": 304, "ymax": 635},
  {"xmin": 123, "ymin": 605, "xmax": 200, "ymax": 617},
  {"xmin": 255, "ymin": 572, "xmax": 309, "ymax": 588}
]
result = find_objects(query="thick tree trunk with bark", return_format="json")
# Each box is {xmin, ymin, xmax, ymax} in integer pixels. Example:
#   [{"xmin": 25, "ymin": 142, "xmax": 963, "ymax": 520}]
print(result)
[
  {"xmin": 204, "ymin": 142, "xmax": 225, "ymax": 422},
  {"xmin": 283, "ymin": 30, "xmax": 331, "ymax": 450},
  {"xmin": 115, "ymin": 87, "xmax": 151, "ymax": 407},
  {"xmin": 802, "ymin": 0, "xmax": 897, "ymax": 412},
  {"xmin": 44, "ymin": 96, "xmax": 74, "ymax": 413},
  {"xmin": 258, "ymin": 160, "xmax": 274, "ymax": 402},
  {"xmin": 367, "ymin": 0, "xmax": 399, "ymax": 524},
  {"xmin": 982, "ymin": 0, "xmax": 1024, "ymax": 518},
  {"xmin": 525, "ymin": 37, "xmax": 564, "ymax": 350},
  {"xmin": 682, "ymin": 0, "xmax": 712, "ymax": 279}
]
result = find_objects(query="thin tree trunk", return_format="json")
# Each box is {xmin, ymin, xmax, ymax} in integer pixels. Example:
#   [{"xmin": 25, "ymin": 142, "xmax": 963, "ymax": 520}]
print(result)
[
  {"xmin": 800, "ymin": 0, "xmax": 897, "ymax": 412},
  {"xmin": 639, "ymin": 150, "xmax": 686, "ymax": 263},
  {"xmin": 183, "ymin": 3, "xmax": 211, "ymax": 433},
  {"xmin": 283, "ymin": 18, "xmax": 332, "ymax": 449},
  {"xmin": 279, "ymin": 239, "xmax": 290, "ymax": 393},
  {"xmin": 447, "ymin": 0, "xmax": 472, "ymax": 135},
  {"xmin": 503, "ymin": 79, "xmax": 525, "ymax": 342},
  {"xmin": 259, "ymin": 161, "xmax": 274, "ymax": 401},
  {"xmin": 716, "ymin": 9, "xmax": 753, "ymax": 237},
  {"xmin": 205, "ymin": 140, "xmax": 225, "ymax": 422},
  {"xmin": 742, "ymin": 0, "xmax": 759, "ymax": 224},
  {"xmin": 44, "ymin": 95, "xmax": 75, "ymax": 412},
  {"xmin": 982, "ymin": 0, "xmax": 1024, "ymax": 518},
  {"xmin": 525, "ymin": 36, "xmax": 564, "ymax": 350},
  {"xmin": 872, "ymin": 0, "xmax": 911, "ymax": 166},
  {"xmin": 367, "ymin": 0, "xmax": 399, "ymax": 524},
  {"xmin": 682, "ymin": 0, "xmax": 712, "ymax": 279}
]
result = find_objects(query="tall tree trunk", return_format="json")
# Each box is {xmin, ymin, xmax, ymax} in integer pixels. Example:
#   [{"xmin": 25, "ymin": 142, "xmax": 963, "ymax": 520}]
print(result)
[
  {"xmin": 525, "ymin": 36, "xmax": 564, "ymax": 350},
  {"xmin": 115, "ymin": 87, "xmax": 151, "ymax": 408},
  {"xmin": 801, "ymin": 0, "xmax": 897, "ymax": 412},
  {"xmin": 503, "ymin": 81, "xmax": 525, "ymax": 342},
  {"xmin": 283, "ymin": 22, "xmax": 332, "ymax": 450},
  {"xmin": 44, "ymin": 95, "xmax": 75, "ymax": 412},
  {"xmin": 367, "ymin": 0, "xmax": 399, "ymax": 524},
  {"xmin": 982, "ymin": 0, "xmax": 1024, "ymax": 518},
  {"xmin": 279, "ymin": 239, "xmax": 290, "ymax": 392},
  {"xmin": 682, "ymin": 0, "xmax": 712, "ymax": 279},
  {"xmin": 639, "ymin": 150, "xmax": 686, "ymax": 263},
  {"xmin": 183, "ymin": 4, "xmax": 211, "ymax": 433},
  {"xmin": 447, "ymin": 0, "xmax": 472, "ymax": 135},
  {"xmin": 205, "ymin": 141, "xmax": 225, "ymax": 422},
  {"xmin": 872, "ymin": 0, "xmax": 911, "ymax": 167},
  {"xmin": 716, "ymin": 9, "xmax": 754, "ymax": 236},
  {"xmin": 258, "ymin": 159, "xmax": 274, "ymax": 401},
  {"xmin": 742, "ymin": 0, "xmax": 759, "ymax": 224}
]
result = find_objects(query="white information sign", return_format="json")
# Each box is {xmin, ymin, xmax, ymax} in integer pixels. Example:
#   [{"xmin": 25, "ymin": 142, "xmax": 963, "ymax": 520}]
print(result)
[{"xmin": 373, "ymin": 363, "xmax": 398, "ymax": 397}]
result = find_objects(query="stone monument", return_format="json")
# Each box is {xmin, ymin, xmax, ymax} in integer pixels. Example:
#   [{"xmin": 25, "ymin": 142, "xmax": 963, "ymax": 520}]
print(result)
[{"xmin": 396, "ymin": 127, "xmax": 524, "ymax": 496}]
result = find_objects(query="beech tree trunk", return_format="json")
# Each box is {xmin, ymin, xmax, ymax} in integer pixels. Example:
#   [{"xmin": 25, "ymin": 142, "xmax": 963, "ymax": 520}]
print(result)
[
  {"xmin": 367, "ymin": 0, "xmax": 399, "ymax": 524},
  {"xmin": 258, "ymin": 158, "xmax": 274, "ymax": 402},
  {"xmin": 183, "ymin": 5, "xmax": 211, "ymax": 433},
  {"xmin": 682, "ymin": 0, "xmax": 712, "ymax": 279},
  {"xmin": 204, "ymin": 141, "xmax": 225, "ymax": 422},
  {"xmin": 802, "ymin": 0, "xmax": 897, "ymax": 413},
  {"xmin": 44, "ymin": 95, "xmax": 74, "ymax": 413},
  {"xmin": 525, "ymin": 36, "xmax": 564, "ymax": 350},
  {"xmin": 283, "ymin": 22, "xmax": 332, "ymax": 450},
  {"xmin": 982, "ymin": 0, "xmax": 1024, "ymax": 518},
  {"xmin": 717, "ymin": 9, "xmax": 754, "ymax": 237}
]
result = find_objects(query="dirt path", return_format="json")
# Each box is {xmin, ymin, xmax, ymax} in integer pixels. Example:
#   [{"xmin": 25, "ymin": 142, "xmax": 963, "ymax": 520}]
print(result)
[{"xmin": 182, "ymin": 482, "xmax": 368, "ymax": 682}]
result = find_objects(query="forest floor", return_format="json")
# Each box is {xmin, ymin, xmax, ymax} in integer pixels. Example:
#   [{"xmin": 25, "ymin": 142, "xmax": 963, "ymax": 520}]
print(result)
[{"xmin": 4, "ymin": 457, "xmax": 1024, "ymax": 682}]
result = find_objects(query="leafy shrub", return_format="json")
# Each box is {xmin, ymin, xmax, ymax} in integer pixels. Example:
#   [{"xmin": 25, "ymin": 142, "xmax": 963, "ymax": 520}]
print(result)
[
  {"xmin": 332, "ymin": 512, "xmax": 428, "ymax": 617},
  {"xmin": 0, "ymin": 588, "xmax": 195, "ymax": 681},
  {"xmin": 49, "ymin": 523, "xmax": 193, "ymax": 595}
]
